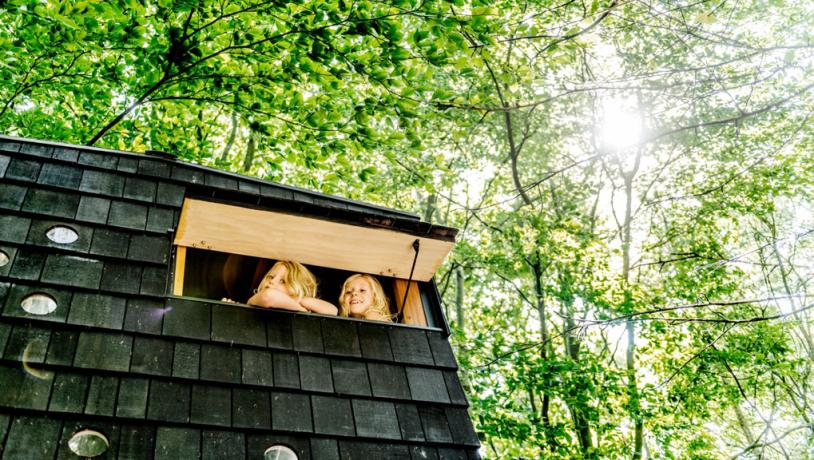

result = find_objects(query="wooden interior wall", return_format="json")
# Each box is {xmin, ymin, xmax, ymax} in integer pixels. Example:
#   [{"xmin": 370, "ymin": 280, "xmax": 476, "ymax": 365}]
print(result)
[{"xmin": 393, "ymin": 279, "xmax": 427, "ymax": 326}]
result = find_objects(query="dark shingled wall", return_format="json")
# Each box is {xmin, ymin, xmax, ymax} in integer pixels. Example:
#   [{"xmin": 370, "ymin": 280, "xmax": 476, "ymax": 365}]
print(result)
[{"xmin": 0, "ymin": 137, "xmax": 479, "ymax": 459}]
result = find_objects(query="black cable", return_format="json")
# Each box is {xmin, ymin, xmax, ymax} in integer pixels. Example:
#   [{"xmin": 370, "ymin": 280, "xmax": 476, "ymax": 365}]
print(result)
[{"xmin": 400, "ymin": 239, "xmax": 421, "ymax": 314}]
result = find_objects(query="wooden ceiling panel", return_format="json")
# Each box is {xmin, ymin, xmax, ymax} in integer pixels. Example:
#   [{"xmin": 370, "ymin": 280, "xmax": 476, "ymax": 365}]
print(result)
[{"xmin": 174, "ymin": 199, "xmax": 454, "ymax": 281}]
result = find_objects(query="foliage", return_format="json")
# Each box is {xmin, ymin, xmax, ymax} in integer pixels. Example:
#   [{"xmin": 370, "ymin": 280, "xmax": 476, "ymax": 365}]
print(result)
[{"xmin": 3, "ymin": 0, "xmax": 814, "ymax": 458}]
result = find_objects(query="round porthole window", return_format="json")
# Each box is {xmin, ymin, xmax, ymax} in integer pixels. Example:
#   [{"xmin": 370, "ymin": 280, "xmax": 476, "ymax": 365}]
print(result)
[
  {"xmin": 68, "ymin": 430, "xmax": 109, "ymax": 457},
  {"xmin": 264, "ymin": 445, "xmax": 298, "ymax": 460},
  {"xmin": 20, "ymin": 293, "xmax": 58, "ymax": 315},
  {"xmin": 46, "ymin": 225, "xmax": 79, "ymax": 244},
  {"xmin": 0, "ymin": 250, "xmax": 8, "ymax": 267}
]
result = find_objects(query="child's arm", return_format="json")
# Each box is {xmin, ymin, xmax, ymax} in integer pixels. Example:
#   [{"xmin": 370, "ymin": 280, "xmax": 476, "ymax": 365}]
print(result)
[
  {"xmin": 248, "ymin": 288, "xmax": 308, "ymax": 312},
  {"xmin": 299, "ymin": 297, "xmax": 338, "ymax": 316}
]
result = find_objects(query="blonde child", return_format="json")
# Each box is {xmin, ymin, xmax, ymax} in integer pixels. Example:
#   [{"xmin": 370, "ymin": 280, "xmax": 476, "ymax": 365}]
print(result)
[
  {"xmin": 339, "ymin": 274, "xmax": 393, "ymax": 322},
  {"xmin": 247, "ymin": 260, "xmax": 337, "ymax": 315}
]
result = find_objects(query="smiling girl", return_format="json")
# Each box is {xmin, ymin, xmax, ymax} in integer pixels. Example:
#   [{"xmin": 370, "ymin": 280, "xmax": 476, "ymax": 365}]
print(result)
[
  {"xmin": 247, "ymin": 260, "xmax": 337, "ymax": 315},
  {"xmin": 338, "ymin": 274, "xmax": 393, "ymax": 322}
]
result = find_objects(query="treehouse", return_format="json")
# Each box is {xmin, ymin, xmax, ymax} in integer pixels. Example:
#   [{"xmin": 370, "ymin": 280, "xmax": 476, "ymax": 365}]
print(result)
[{"xmin": 0, "ymin": 136, "xmax": 479, "ymax": 459}]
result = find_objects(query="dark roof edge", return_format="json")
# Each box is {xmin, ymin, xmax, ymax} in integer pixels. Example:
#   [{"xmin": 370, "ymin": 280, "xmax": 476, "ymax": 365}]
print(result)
[{"xmin": 0, "ymin": 135, "xmax": 459, "ymax": 239}]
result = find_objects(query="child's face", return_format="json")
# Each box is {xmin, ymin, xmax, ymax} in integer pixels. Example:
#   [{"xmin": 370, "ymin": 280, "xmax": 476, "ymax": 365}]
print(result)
[
  {"xmin": 261, "ymin": 264, "xmax": 291, "ymax": 296},
  {"xmin": 344, "ymin": 277, "xmax": 374, "ymax": 315}
]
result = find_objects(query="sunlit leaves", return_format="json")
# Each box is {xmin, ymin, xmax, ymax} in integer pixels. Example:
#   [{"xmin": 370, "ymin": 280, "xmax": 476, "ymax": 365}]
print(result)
[{"xmin": 0, "ymin": 0, "xmax": 489, "ymax": 197}]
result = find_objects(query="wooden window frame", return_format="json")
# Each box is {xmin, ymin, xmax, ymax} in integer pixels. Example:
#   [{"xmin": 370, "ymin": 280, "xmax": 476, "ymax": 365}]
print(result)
[{"xmin": 170, "ymin": 199, "xmax": 454, "ymax": 327}]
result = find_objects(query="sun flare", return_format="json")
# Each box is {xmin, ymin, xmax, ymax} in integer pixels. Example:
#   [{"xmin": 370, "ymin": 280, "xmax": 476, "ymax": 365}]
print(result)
[{"xmin": 598, "ymin": 98, "xmax": 643, "ymax": 151}]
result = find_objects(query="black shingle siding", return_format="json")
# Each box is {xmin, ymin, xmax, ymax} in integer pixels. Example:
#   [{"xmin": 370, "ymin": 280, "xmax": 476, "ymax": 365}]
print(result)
[
  {"xmin": 0, "ymin": 183, "xmax": 26, "ymax": 210},
  {"xmin": 299, "ymin": 355, "xmax": 333, "ymax": 393},
  {"xmin": 6, "ymin": 158, "xmax": 42, "ymax": 182},
  {"xmin": 292, "ymin": 315, "xmax": 324, "ymax": 354},
  {"xmin": 232, "ymin": 388, "xmax": 271, "ymax": 429},
  {"xmin": 85, "ymin": 375, "xmax": 119, "ymax": 416},
  {"xmin": 191, "ymin": 384, "xmax": 232, "ymax": 427},
  {"xmin": 3, "ymin": 416, "xmax": 61, "ymax": 459},
  {"xmin": 331, "ymin": 359, "xmax": 372, "ymax": 397},
  {"xmin": 312, "ymin": 395, "xmax": 354, "ymax": 437},
  {"xmin": 76, "ymin": 196, "xmax": 112, "ymax": 224},
  {"xmin": 52, "ymin": 147, "xmax": 79, "ymax": 162},
  {"xmin": 68, "ymin": 293, "xmax": 127, "ymax": 329},
  {"xmin": 38, "ymin": 162, "xmax": 82, "ymax": 189},
  {"xmin": 200, "ymin": 344, "xmax": 241, "ymax": 384},
  {"xmin": 242, "ymin": 349, "xmax": 274, "ymax": 386},
  {"xmin": 323, "ymin": 319, "xmax": 361, "ymax": 358},
  {"xmin": 0, "ymin": 137, "xmax": 478, "ymax": 459},
  {"xmin": 22, "ymin": 188, "xmax": 80, "ymax": 219},
  {"xmin": 0, "ymin": 154, "xmax": 12, "ymax": 174}
]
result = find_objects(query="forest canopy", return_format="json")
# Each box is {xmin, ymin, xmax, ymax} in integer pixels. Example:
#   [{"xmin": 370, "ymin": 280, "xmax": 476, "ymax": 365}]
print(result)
[{"xmin": 2, "ymin": 0, "xmax": 814, "ymax": 458}]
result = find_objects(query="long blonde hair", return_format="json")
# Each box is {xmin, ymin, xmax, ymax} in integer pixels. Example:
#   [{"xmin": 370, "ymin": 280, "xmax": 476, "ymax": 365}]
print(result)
[
  {"xmin": 339, "ymin": 274, "xmax": 392, "ymax": 321},
  {"xmin": 257, "ymin": 260, "xmax": 318, "ymax": 300}
]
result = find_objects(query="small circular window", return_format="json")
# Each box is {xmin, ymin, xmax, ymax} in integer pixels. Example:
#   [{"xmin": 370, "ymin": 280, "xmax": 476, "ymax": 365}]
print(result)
[
  {"xmin": 21, "ymin": 293, "xmax": 58, "ymax": 315},
  {"xmin": 0, "ymin": 250, "xmax": 9, "ymax": 267},
  {"xmin": 264, "ymin": 445, "xmax": 298, "ymax": 460},
  {"xmin": 68, "ymin": 430, "xmax": 109, "ymax": 457},
  {"xmin": 46, "ymin": 225, "xmax": 79, "ymax": 244}
]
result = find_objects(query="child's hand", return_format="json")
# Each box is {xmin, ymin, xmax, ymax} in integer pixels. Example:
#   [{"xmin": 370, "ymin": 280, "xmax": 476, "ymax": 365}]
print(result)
[
  {"xmin": 249, "ymin": 288, "xmax": 308, "ymax": 312},
  {"xmin": 221, "ymin": 297, "xmax": 236, "ymax": 303},
  {"xmin": 299, "ymin": 297, "xmax": 339, "ymax": 316}
]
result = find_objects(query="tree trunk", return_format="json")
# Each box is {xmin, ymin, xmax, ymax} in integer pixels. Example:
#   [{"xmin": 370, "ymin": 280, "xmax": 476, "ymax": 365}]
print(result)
[
  {"xmin": 626, "ymin": 318, "xmax": 642, "ymax": 459},
  {"xmin": 242, "ymin": 132, "xmax": 256, "ymax": 173},
  {"xmin": 734, "ymin": 404, "xmax": 756, "ymax": 446},
  {"xmin": 219, "ymin": 109, "xmax": 239, "ymax": 164},
  {"xmin": 560, "ymin": 289, "xmax": 593, "ymax": 455},
  {"xmin": 455, "ymin": 266, "xmax": 465, "ymax": 331},
  {"xmin": 424, "ymin": 193, "xmax": 437, "ymax": 223},
  {"xmin": 620, "ymin": 152, "xmax": 644, "ymax": 460},
  {"xmin": 530, "ymin": 258, "xmax": 553, "ymax": 445},
  {"xmin": 565, "ymin": 316, "xmax": 592, "ymax": 453}
]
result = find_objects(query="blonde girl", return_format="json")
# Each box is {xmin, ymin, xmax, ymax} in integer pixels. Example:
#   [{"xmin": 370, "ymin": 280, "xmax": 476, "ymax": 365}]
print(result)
[
  {"xmin": 248, "ymin": 260, "xmax": 337, "ymax": 315},
  {"xmin": 339, "ymin": 274, "xmax": 392, "ymax": 322}
]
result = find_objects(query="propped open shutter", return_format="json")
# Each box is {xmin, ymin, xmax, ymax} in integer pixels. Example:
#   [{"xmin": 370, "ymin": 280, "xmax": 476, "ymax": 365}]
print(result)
[{"xmin": 173, "ymin": 199, "xmax": 454, "ymax": 282}]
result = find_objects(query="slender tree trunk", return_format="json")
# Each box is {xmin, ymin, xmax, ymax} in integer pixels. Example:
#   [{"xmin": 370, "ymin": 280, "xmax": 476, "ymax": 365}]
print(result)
[
  {"xmin": 424, "ymin": 193, "xmax": 437, "ymax": 223},
  {"xmin": 565, "ymin": 314, "xmax": 593, "ymax": 453},
  {"xmin": 503, "ymin": 108, "xmax": 533, "ymax": 206},
  {"xmin": 559, "ymin": 290, "xmax": 593, "ymax": 455},
  {"xmin": 626, "ymin": 317, "xmax": 643, "ymax": 459},
  {"xmin": 531, "ymin": 259, "xmax": 553, "ymax": 445},
  {"xmin": 455, "ymin": 266, "xmax": 465, "ymax": 331},
  {"xmin": 482, "ymin": 58, "xmax": 533, "ymax": 206},
  {"xmin": 219, "ymin": 109, "xmax": 239, "ymax": 164},
  {"xmin": 242, "ymin": 132, "xmax": 256, "ymax": 173},
  {"xmin": 620, "ymin": 150, "xmax": 643, "ymax": 460},
  {"xmin": 734, "ymin": 404, "xmax": 756, "ymax": 447}
]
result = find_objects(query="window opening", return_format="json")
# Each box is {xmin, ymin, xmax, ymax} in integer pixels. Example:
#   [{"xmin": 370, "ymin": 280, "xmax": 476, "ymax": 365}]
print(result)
[
  {"xmin": 68, "ymin": 429, "xmax": 109, "ymax": 457},
  {"xmin": 0, "ymin": 250, "xmax": 8, "ymax": 267},
  {"xmin": 45, "ymin": 225, "xmax": 79, "ymax": 244},
  {"xmin": 174, "ymin": 248, "xmax": 425, "ymax": 323},
  {"xmin": 264, "ymin": 445, "xmax": 298, "ymax": 460},
  {"xmin": 172, "ymin": 199, "xmax": 454, "ymax": 327},
  {"xmin": 21, "ymin": 293, "xmax": 58, "ymax": 315}
]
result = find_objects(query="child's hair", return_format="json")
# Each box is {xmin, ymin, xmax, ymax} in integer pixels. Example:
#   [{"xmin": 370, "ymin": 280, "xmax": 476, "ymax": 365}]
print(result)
[
  {"xmin": 258, "ymin": 260, "xmax": 318, "ymax": 300},
  {"xmin": 339, "ymin": 274, "xmax": 392, "ymax": 321}
]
